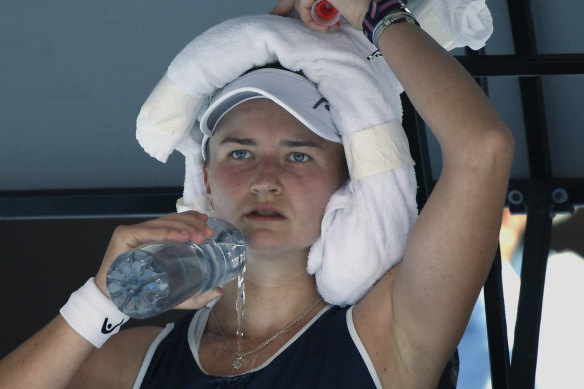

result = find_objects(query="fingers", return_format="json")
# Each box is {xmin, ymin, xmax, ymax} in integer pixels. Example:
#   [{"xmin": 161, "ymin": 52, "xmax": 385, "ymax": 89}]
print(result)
[
  {"xmin": 294, "ymin": 0, "xmax": 332, "ymax": 33},
  {"xmin": 269, "ymin": 0, "xmax": 296, "ymax": 16},
  {"xmin": 272, "ymin": 0, "xmax": 369, "ymax": 32},
  {"xmin": 115, "ymin": 211, "xmax": 215, "ymax": 254},
  {"xmin": 297, "ymin": 3, "xmax": 333, "ymax": 33},
  {"xmin": 271, "ymin": 0, "xmax": 341, "ymax": 33},
  {"xmin": 95, "ymin": 211, "xmax": 215, "ymax": 296},
  {"xmin": 327, "ymin": 0, "xmax": 369, "ymax": 29},
  {"xmin": 146, "ymin": 211, "xmax": 214, "ymax": 244}
]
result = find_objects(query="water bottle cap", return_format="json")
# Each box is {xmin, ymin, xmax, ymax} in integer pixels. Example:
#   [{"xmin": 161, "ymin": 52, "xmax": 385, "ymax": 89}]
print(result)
[
  {"xmin": 314, "ymin": 0, "xmax": 338, "ymax": 21},
  {"xmin": 311, "ymin": 0, "xmax": 340, "ymax": 26}
]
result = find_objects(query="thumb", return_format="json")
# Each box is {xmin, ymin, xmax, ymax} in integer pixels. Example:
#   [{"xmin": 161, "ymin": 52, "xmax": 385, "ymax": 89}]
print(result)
[
  {"xmin": 270, "ymin": 0, "xmax": 296, "ymax": 16},
  {"xmin": 173, "ymin": 287, "xmax": 225, "ymax": 310}
]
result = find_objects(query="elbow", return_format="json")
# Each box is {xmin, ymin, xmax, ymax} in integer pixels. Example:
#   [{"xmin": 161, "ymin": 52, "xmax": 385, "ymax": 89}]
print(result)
[
  {"xmin": 445, "ymin": 124, "xmax": 515, "ymax": 175},
  {"xmin": 483, "ymin": 125, "xmax": 515, "ymax": 169}
]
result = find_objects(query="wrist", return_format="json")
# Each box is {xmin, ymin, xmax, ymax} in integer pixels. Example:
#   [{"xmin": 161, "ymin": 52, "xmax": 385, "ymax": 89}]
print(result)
[
  {"xmin": 361, "ymin": 0, "xmax": 418, "ymax": 45},
  {"xmin": 94, "ymin": 272, "xmax": 109, "ymax": 297},
  {"xmin": 60, "ymin": 278, "xmax": 130, "ymax": 348},
  {"xmin": 372, "ymin": 10, "xmax": 419, "ymax": 48}
]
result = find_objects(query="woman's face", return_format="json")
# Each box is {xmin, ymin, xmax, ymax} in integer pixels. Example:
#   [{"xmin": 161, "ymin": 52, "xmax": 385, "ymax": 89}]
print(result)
[{"xmin": 204, "ymin": 98, "xmax": 347, "ymax": 255}]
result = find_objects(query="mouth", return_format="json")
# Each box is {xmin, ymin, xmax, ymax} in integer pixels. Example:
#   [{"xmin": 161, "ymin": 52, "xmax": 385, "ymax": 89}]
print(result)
[
  {"xmin": 250, "ymin": 210, "xmax": 281, "ymax": 216},
  {"xmin": 245, "ymin": 206, "xmax": 286, "ymax": 221}
]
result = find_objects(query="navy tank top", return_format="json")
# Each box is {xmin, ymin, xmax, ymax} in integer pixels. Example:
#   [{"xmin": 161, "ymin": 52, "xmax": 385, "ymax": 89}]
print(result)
[{"xmin": 134, "ymin": 305, "xmax": 381, "ymax": 388}]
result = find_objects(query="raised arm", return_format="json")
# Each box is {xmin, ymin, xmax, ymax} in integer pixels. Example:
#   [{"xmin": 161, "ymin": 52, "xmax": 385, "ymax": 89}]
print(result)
[
  {"xmin": 375, "ymin": 18, "xmax": 514, "ymax": 372},
  {"xmin": 354, "ymin": 4, "xmax": 513, "ymax": 385},
  {"xmin": 273, "ymin": 0, "xmax": 514, "ymax": 385},
  {"xmin": 350, "ymin": 16, "xmax": 513, "ymax": 389}
]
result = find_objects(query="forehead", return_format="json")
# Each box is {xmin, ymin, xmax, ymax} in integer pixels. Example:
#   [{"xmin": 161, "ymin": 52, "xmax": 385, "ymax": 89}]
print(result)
[{"xmin": 212, "ymin": 98, "xmax": 325, "ymax": 141}]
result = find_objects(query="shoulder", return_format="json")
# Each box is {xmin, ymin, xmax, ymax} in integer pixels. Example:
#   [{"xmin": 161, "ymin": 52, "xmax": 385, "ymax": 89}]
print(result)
[
  {"xmin": 68, "ymin": 326, "xmax": 163, "ymax": 389},
  {"xmin": 351, "ymin": 265, "xmax": 425, "ymax": 386},
  {"xmin": 351, "ymin": 261, "xmax": 460, "ymax": 388}
]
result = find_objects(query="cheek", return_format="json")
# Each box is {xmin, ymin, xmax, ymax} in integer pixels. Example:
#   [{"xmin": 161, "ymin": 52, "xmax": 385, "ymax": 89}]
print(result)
[
  {"xmin": 295, "ymin": 172, "xmax": 339, "ymax": 214},
  {"xmin": 207, "ymin": 168, "xmax": 249, "ymax": 206}
]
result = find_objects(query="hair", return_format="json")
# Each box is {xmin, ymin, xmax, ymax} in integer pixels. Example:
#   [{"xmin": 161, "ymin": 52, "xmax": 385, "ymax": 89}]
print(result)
[{"xmin": 203, "ymin": 140, "xmax": 210, "ymax": 167}]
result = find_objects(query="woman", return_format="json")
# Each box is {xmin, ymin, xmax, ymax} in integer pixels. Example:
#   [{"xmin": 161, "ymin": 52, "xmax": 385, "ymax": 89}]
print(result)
[{"xmin": 0, "ymin": 0, "xmax": 514, "ymax": 387}]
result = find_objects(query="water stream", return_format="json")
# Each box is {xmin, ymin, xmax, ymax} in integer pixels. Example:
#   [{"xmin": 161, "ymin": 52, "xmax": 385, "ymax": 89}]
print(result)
[{"xmin": 235, "ymin": 264, "xmax": 246, "ymax": 351}]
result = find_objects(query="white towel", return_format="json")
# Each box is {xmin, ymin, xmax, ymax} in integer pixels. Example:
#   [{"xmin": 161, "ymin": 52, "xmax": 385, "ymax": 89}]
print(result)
[
  {"xmin": 137, "ymin": 14, "xmax": 410, "ymax": 207},
  {"xmin": 135, "ymin": 2, "xmax": 493, "ymax": 305},
  {"xmin": 308, "ymin": 167, "xmax": 419, "ymax": 305},
  {"xmin": 422, "ymin": 0, "xmax": 493, "ymax": 50}
]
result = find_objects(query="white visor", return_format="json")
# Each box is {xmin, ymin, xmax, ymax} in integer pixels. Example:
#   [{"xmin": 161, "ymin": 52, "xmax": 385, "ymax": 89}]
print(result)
[{"xmin": 199, "ymin": 68, "xmax": 340, "ymax": 159}]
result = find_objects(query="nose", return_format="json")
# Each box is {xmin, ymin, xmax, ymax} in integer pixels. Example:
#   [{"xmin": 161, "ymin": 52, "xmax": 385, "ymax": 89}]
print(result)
[{"xmin": 250, "ymin": 159, "xmax": 283, "ymax": 197}]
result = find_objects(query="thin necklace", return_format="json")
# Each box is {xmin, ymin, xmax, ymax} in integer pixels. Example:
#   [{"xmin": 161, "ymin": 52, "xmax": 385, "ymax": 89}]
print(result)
[{"xmin": 211, "ymin": 297, "xmax": 323, "ymax": 370}]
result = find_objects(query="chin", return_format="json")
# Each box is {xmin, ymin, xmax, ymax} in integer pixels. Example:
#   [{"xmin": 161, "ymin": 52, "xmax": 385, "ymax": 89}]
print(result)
[
  {"xmin": 245, "ymin": 234, "xmax": 287, "ymax": 252},
  {"xmin": 244, "ymin": 231, "xmax": 315, "ymax": 255}
]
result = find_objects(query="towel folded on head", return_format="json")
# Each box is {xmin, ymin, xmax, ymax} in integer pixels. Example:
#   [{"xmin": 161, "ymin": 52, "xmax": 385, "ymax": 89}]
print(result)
[
  {"xmin": 308, "ymin": 166, "xmax": 419, "ymax": 305},
  {"xmin": 138, "ymin": 14, "xmax": 411, "ymax": 210},
  {"xmin": 136, "ymin": 1, "xmax": 493, "ymax": 305}
]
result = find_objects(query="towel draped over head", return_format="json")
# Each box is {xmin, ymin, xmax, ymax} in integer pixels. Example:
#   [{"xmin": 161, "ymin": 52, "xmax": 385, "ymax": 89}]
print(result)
[{"xmin": 135, "ymin": 0, "xmax": 493, "ymax": 306}]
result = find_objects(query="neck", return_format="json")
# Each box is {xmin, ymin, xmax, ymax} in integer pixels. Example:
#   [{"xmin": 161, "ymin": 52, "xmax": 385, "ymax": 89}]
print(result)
[
  {"xmin": 211, "ymin": 249, "xmax": 323, "ymax": 339},
  {"xmin": 243, "ymin": 246, "xmax": 311, "ymax": 286}
]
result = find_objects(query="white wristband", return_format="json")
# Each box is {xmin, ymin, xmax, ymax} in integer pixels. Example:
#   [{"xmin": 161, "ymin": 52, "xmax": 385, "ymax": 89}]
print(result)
[{"xmin": 60, "ymin": 277, "xmax": 130, "ymax": 348}]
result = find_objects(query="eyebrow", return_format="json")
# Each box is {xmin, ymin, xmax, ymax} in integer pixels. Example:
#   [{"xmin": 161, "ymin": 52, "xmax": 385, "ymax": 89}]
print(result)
[
  {"xmin": 280, "ymin": 140, "xmax": 324, "ymax": 150},
  {"xmin": 219, "ymin": 137, "xmax": 324, "ymax": 150},
  {"xmin": 219, "ymin": 137, "xmax": 256, "ymax": 146}
]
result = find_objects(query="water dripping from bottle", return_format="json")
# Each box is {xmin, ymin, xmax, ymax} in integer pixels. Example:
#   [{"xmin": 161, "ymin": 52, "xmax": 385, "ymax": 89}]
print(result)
[{"xmin": 235, "ymin": 264, "xmax": 246, "ymax": 351}]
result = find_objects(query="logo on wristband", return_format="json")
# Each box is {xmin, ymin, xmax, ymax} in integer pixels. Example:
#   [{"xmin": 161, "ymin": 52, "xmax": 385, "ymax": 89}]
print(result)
[{"xmin": 101, "ymin": 317, "xmax": 125, "ymax": 334}]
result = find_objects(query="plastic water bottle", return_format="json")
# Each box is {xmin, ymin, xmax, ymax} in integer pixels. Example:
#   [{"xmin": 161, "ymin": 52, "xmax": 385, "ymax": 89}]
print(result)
[
  {"xmin": 106, "ymin": 217, "xmax": 246, "ymax": 319},
  {"xmin": 311, "ymin": 0, "xmax": 340, "ymax": 27}
]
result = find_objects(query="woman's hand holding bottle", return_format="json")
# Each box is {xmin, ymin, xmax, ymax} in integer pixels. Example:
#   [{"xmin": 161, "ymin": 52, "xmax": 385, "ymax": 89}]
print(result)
[
  {"xmin": 94, "ymin": 211, "xmax": 223, "ymax": 311},
  {"xmin": 271, "ymin": 0, "xmax": 370, "ymax": 32}
]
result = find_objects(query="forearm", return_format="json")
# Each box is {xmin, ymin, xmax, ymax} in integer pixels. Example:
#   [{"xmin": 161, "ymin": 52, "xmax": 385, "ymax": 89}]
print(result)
[
  {"xmin": 0, "ymin": 315, "xmax": 94, "ymax": 389},
  {"xmin": 0, "ymin": 212, "xmax": 219, "ymax": 389}
]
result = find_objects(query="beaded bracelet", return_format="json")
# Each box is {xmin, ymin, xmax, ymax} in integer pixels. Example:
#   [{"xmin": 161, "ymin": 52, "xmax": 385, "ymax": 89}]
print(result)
[{"xmin": 362, "ymin": 0, "xmax": 409, "ymax": 43}]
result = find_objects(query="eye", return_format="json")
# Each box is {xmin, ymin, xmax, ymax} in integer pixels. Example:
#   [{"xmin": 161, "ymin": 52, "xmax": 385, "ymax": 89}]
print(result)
[
  {"xmin": 289, "ymin": 152, "xmax": 310, "ymax": 162},
  {"xmin": 231, "ymin": 150, "xmax": 251, "ymax": 159}
]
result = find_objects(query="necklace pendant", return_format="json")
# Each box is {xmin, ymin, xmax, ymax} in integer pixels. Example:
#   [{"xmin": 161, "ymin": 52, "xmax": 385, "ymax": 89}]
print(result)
[{"xmin": 232, "ymin": 356, "xmax": 243, "ymax": 370}]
